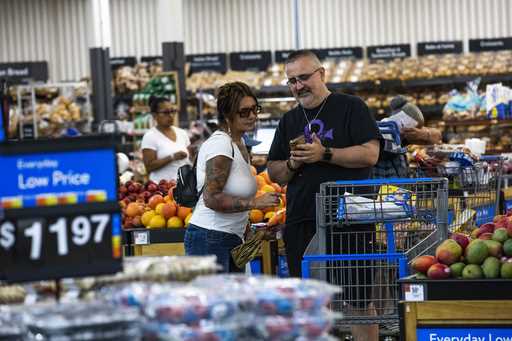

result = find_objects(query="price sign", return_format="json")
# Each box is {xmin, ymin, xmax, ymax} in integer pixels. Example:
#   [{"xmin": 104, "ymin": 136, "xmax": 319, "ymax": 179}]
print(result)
[
  {"xmin": 403, "ymin": 283, "xmax": 425, "ymax": 301},
  {"xmin": 133, "ymin": 230, "xmax": 149, "ymax": 245},
  {"xmin": 0, "ymin": 136, "xmax": 122, "ymax": 282},
  {"xmin": 1, "ymin": 212, "xmax": 122, "ymax": 282}
]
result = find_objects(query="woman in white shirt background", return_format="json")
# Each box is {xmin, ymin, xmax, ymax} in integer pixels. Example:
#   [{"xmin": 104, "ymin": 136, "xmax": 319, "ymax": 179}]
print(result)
[
  {"xmin": 141, "ymin": 96, "xmax": 191, "ymax": 182},
  {"xmin": 185, "ymin": 82, "xmax": 280, "ymax": 273}
]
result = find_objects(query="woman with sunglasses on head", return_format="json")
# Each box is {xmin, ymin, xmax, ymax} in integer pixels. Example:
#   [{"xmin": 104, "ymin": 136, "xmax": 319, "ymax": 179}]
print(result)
[
  {"xmin": 141, "ymin": 96, "xmax": 191, "ymax": 182},
  {"xmin": 185, "ymin": 82, "xmax": 281, "ymax": 273}
]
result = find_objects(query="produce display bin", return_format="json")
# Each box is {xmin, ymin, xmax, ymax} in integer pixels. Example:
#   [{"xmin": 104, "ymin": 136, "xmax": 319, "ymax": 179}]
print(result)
[{"xmin": 398, "ymin": 277, "xmax": 512, "ymax": 341}]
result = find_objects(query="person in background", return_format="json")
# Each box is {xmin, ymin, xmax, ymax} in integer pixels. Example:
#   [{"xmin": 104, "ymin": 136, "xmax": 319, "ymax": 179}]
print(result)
[
  {"xmin": 266, "ymin": 50, "xmax": 381, "ymax": 341},
  {"xmin": 185, "ymin": 82, "xmax": 280, "ymax": 273},
  {"xmin": 373, "ymin": 95, "xmax": 442, "ymax": 179},
  {"xmin": 141, "ymin": 96, "xmax": 191, "ymax": 182}
]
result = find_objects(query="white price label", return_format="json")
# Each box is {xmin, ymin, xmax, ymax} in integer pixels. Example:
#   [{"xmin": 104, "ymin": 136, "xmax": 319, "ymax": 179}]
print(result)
[
  {"xmin": 404, "ymin": 283, "xmax": 425, "ymax": 302},
  {"xmin": 134, "ymin": 231, "xmax": 149, "ymax": 245}
]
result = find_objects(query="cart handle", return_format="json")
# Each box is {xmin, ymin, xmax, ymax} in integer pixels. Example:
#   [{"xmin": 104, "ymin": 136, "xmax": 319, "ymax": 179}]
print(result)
[
  {"xmin": 479, "ymin": 155, "xmax": 503, "ymax": 162},
  {"xmin": 301, "ymin": 253, "xmax": 409, "ymax": 279},
  {"xmin": 334, "ymin": 177, "xmax": 439, "ymax": 185}
]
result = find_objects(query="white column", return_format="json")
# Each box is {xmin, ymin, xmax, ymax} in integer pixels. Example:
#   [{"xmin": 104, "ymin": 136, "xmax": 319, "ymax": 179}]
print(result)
[
  {"xmin": 86, "ymin": 0, "xmax": 111, "ymax": 49},
  {"xmin": 157, "ymin": 0, "xmax": 184, "ymax": 44}
]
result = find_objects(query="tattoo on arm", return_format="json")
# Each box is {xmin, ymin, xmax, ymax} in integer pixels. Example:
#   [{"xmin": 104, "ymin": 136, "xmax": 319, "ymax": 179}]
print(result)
[{"xmin": 203, "ymin": 155, "xmax": 254, "ymax": 213}]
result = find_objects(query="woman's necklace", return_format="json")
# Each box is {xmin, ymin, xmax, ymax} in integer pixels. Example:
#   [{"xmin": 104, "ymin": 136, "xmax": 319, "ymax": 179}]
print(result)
[{"xmin": 301, "ymin": 94, "xmax": 329, "ymax": 131}]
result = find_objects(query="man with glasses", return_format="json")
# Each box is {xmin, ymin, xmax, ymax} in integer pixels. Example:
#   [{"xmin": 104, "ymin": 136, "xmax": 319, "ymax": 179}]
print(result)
[{"xmin": 267, "ymin": 50, "xmax": 381, "ymax": 341}]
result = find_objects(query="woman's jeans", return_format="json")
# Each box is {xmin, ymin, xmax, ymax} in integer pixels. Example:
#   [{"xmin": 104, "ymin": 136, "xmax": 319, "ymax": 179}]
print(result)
[{"xmin": 184, "ymin": 224, "xmax": 243, "ymax": 273}]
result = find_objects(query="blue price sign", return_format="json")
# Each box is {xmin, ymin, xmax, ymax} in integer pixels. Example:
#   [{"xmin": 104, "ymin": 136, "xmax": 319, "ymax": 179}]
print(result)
[
  {"xmin": 475, "ymin": 205, "xmax": 496, "ymax": 226},
  {"xmin": 418, "ymin": 327, "xmax": 512, "ymax": 340},
  {"xmin": 0, "ymin": 148, "xmax": 117, "ymax": 209}
]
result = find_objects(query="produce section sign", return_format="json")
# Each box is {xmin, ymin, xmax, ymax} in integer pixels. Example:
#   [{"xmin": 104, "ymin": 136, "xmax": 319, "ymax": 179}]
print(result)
[
  {"xmin": 229, "ymin": 51, "xmax": 272, "ymax": 72},
  {"xmin": 0, "ymin": 62, "xmax": 48, "ymax": 84},
  {"xmin": 314, "ymin": 47, "xmax": 363, "ymax": 60},
  {"xmin": 367, "ymin": 44, "xmax": 411, "ymax": 60},
  {"xmin": 186, "ymin": 53, "xmax": 227, "ymax": 74},
  {"xmin": 417, "ymin": 41, "xmax": 463, "ymax": 55},
  {"xmin": 469, "ymin": 37, "xmax": 512, "ymax": 52},
  {"xmin": 417, "ymin": 327, "xmax": 512, "ymax": 340},
  {"xmin": 0, "ymin": 149, "xmax": 117, "ymax": 209}
]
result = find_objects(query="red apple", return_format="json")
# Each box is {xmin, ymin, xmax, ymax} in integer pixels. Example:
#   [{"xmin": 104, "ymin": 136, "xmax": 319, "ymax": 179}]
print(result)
[
  {"xmin": 427, "ymin": 263, "xmax": 451, "ymax": 279},
  {"xmin": 119, "ymin": 185, "xmax": 128, "ymax": 194},
  {"xmin": 450, "ymin": 233, "xmax": 471, "ymax": 250},
  {"xmin": 147, "ymin": 182, "xmax": 158, "ymax": 192},
  {"xmin": 478, "ymin": 232, "xmax": 493, "ymax": 240},
  {"xmin": 133, "ymin": 182, "xmax": 143, "ymax": 193}
]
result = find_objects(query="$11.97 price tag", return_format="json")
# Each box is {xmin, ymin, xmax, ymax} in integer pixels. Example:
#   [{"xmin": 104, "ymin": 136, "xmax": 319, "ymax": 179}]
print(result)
[{"xmin": 0, "ymin": 213, "xmax": 122, "ymax": 282}]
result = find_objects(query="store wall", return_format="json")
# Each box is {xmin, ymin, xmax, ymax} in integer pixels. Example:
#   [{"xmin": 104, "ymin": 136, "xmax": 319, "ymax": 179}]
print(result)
[
  {"xmin": 299, "ymin": 0, "xmax": 512, "ymax": 53},
  {"xmin": 109, "ymin": 0, "xmax": 160, "ymax": 58},
  {"xmin": 183, "ymin": 0, "xmax": 296, "ymax": 54},
  {"xmin": 1, "ymin": 0, "xmax": 512, "ymax": 81},
  {"xmin": 0, "ymin": 0, "xmax": 89, "ymax": 82}
]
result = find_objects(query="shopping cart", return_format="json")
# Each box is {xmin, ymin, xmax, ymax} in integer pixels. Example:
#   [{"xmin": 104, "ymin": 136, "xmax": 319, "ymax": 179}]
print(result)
[
  {"xmin": 302, "ymin": 178, "xmax": 448, "ymax": 328},
  {"xmin": 501, "ymin": 174, "xmax": 512, "ymax": 213},
  {"xmin": 415, "ymin": 155, "xmax": 503, "ymax": 232}
]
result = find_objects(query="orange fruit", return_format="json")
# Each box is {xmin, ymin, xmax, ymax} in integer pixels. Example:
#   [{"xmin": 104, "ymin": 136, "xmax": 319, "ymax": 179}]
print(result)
[
  {"xmin": 264, "ymin": 211, "xmax": 275, "ymax": 221},
  {"xmin": 155, "ymin": 203, "xmax": 165, "ymax": 216},
  {"xmin": 250, "ymin": 165, "xmax": 257, "ymax": 176},
  {"xmin": 260, "ymin": 171, "xmax": 271, "ymax": 185},
  {"xmin": 249, "ymin": 209, "xmax": 264, "ymax": 223},
  {"xmin": 184, "ymin": 213, "xmax": 193, "ymax": 227},
  {"xmin": 148, "ymin": 215, "xmax": 166, "ymax": 228},
  {"xmin": 141, "ymin": 210, "xmax": 156, "ymax": 226},
  {"xmin": 256, "ymin": 176, "xmax": 266, "ymax": 189},
  {"xmin": 164, "ymin": 195, "xmax": 172, "ymax": 203},
  {"xmin": 177, "ymin": 206, "xmax": 193, "ymax": 221},
  {"xmin": 261, "ymin": 184, "xmax": 276, "ymax": 193},
  {"xmin": 148, "ymin": 194, "xmax": 165, "ymax": 209},
  {"xmin": 126, "ymin": 203, "xmax": 143, "ymax": 217},
  {"xmin": 167, "ymin": 216, "xmax": 184, "ymax": 228}
]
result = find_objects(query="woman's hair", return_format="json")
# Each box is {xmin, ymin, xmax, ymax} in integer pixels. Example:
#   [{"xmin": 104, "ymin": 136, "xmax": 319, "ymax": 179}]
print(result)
[
  {"xmin": 149, "ymin": 96, "xmax": 171, "ymax": 114},
  {"xmin": 216, "ymin": 82, "xmax": 257, "ymax": 123}
]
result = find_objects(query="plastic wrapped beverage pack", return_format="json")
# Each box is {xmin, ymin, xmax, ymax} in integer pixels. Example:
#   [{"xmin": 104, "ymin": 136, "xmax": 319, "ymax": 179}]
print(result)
[{"xmin": 20, "ymin": 301, "xmax": 141, "ymax": 340}]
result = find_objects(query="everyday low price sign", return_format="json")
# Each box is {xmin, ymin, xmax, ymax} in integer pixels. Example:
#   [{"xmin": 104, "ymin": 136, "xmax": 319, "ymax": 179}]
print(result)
[
  {"xmin": 0, "ymin": 138, "xmax": 122, "ymax": 282},
  {"xmin": 417, "ymin": 327, "xmax": 512, "ymax": 340},
  {"xmin": 0, "ymin": 149, "xmax": 117, "ymax": 208}
]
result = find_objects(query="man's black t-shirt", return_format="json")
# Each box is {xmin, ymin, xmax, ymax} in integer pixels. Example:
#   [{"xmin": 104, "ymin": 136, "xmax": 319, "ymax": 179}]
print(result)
[{"xmin": 268, "ymin": 93, "xmax": 381, "ymax": 224}]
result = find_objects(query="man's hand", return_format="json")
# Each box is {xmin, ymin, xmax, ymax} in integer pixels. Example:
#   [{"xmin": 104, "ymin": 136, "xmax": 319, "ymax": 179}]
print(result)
[{"xmin": 290, "ymin": 134, "xmax": 325, "ymax": 164}]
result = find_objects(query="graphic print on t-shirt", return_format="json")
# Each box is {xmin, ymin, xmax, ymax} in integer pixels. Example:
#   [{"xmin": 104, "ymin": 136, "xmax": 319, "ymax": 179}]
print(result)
[{"xmin": 304, "ymin": 118, "xmax": 334, "ymax": 143}]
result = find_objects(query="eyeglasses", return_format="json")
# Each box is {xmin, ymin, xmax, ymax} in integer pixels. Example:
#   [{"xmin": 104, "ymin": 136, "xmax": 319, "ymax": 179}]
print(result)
[
  {"xmin": 157, "ymin": 109, "xmax": 178, "ymax": 115},
  {"xmin": 286, "ymin": 67, "xmax": 322, "ymax": 86},
  {"xmin": 238, "ymin": 105, "xmax": 262, "ymax": 118}
]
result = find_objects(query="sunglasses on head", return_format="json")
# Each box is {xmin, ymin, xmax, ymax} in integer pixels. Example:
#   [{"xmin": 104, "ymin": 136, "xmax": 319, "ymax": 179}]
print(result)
[
  {"xmin": 286, "ymin": 67, "xmax": 322, "ymax": 86},
  {"xmin": 238, "ymin": 105, "xmax": 262, "ymax": 118}
]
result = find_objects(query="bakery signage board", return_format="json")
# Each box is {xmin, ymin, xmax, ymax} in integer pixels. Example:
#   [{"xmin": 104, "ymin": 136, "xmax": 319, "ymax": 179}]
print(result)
[
  {"xmin": 274, "ymin": 50, "xmax": 295, "ymax": 64},
  {"xmin": 367, "ymin": 44, "xmax": 411, "ymax": 60},
  {"xmin": 229, "ymin": 51, "xmax": 272, "ymax": 72},
  {"xmin": 469, "ymin": 37, "xmax": 512, "ymax": 52},
  {"xmin": 186, "ymin": 53, "xmax": 227, "ymax": 74},
  {"xmin": 141, "ymin": 56, "xmax": 163, "ymax": 63},
  {"xmin": 0, "ymin": 136, "xmax": 122, "ymax": 282},
  {"xmin": 0, "ymin": 62, "xmax": 48, "ymax": 84},
  {"xmin": 417, "ymin": 41, "xmax": 463, "ymax": 55},
  {"xmin": 314, "ymin": 47, "xmax": 364, "ymax": 60},
  {"xmin": 417, "ymin": 327, "xmax": 512, "ymax": 340},
  {"xmin": 110, "ymin": 57, "xmax": 137, "ymax": 70}
]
